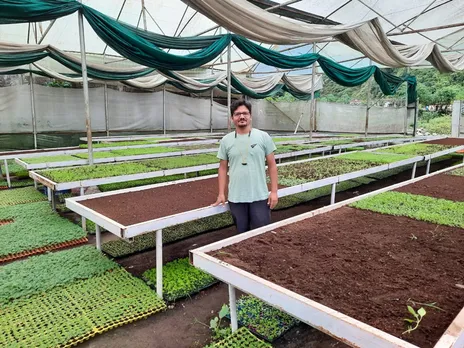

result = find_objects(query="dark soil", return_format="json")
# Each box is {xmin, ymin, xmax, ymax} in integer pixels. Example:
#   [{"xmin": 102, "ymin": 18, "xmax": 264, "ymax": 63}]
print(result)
[
  {"xmin": 423, "ymin": 138, "xmax": 464, "ymax": 145},
  {"xmin": 211, "ymin": 207, "xmax": 464, "ymax": 348},
  {"xmin": 396, "ymin": 173, "xmax": 464, "ymax": 201},
  {"xmin": 81, "ymin": 178, "xmax": 221, "ymax": 225},
  {"xmin": 80, "ymin": 179, "xmax": 283, "ymax": 226}
]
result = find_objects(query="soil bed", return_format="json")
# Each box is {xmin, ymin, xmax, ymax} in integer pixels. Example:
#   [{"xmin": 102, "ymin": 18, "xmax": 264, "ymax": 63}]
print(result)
[
  {"xmin": 396, "ymin": 173, "xmax": 464, "ymax": 201},
  {"xmin": 81, "ymin": 178, "xmax": 220, "ymax": 225},
  {"xmin": 80, "ymin": 178, "xmax": 282, "ymax": 226},
  {"xmin": 423, "ymin": 137, "xmax": 464, "ymax": 145},
  {"xmin": 210, "ymin": 207, "xmax": 464, "ymax": 348}
]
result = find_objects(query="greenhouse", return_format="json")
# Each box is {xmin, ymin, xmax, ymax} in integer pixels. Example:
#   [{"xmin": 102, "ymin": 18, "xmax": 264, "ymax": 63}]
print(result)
[{"xmin": 0, "ymin": 1, "xmax": 463, "ymax": 347}]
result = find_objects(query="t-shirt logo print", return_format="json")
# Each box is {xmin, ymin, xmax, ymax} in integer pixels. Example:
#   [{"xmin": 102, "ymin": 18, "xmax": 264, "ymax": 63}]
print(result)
[{"xmin": 251, "ymin": 144, "xmax": 257, "ymax": 148}]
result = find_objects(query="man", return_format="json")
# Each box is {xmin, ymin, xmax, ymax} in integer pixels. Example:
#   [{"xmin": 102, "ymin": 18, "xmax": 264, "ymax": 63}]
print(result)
[{"xmin": 213, "ymin": 98, "xmax": 278, "ymax": 233}]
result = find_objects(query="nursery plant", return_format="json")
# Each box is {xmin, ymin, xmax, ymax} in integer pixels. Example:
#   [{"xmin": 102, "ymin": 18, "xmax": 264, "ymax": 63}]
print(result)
[
  {"xmin": 21, "ymin": 155, "xmax": 78, "ymax": 164},
  {"xmin": 0, "ymin": 269, "xmax": 166, "ymax": 347},
  {"xmin": 0, "ymin": 246, "xmax": 116, "ymax": 303},
  {"xmin": 38, "ymin": 154, "xmax": 219, "ymax": 183},
  {"xmin": 351, "ymin": 191, "xmax": 464, "ymax": 228},
  {"xmin": 232, "ymin": 295, "xmax": 299, "ymax": 341},
  {"xmin": 143, "ymin": 258, "xmax": 217, "ymax": 301},
  {"xmin": 206, "ymin": 327, "xmax": 271, "ymax": 348},
  {"xmin": 378, "ymin": 143, "xmax": 450, "ymax": 156},
  {"xmin": 403, "ymin": 306, "xmax": 426, "ymax": 335},
  {"xmin": 0, "ymin": 201, "xmax": 86, "ymax": 258},
  {"xmin": 0, "ymin": 187, "xmax": 46, "ymax": 207}
]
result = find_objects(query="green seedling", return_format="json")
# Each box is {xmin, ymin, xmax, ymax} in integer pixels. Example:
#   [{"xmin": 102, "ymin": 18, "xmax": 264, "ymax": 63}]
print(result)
[
  {"xmin": 210, "ymin": 304, "xmax": 232, "ymax": 341},
  {"xmin": 403, "ymin": 305, "xmax": 426, "ymax": 334}
]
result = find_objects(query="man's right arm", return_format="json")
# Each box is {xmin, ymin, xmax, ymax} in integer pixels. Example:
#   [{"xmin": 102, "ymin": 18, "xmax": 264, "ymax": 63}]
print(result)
[{"xmin": 213, "ymin": 160, "xmax": 228, "ymax": 206}]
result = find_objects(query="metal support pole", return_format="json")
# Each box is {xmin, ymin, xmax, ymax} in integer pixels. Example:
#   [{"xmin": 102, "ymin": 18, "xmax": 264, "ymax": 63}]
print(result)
[
  {"xmin": 3, "ymin": 160, "xmax": 11, "ymax": 188},
  {"xmin": 404, "ymin": 68, "xmax": 410, "ymax": 136},
  {"xmin": 226, "ymin": 32, "xmax": 232, "ymax": 132},
  {"xmin": 411, "ymin": 162, "xmax": 417, "ymax": 179},
  {"xmin": 364, "ymin": 60, "xmax": 372, "ymax": 137},
  {"xmin": 34, "ymin": 179, "xmax": 38, "ymax": 189},
  {"xmin": 210, "ymin": 89, "xmax": 214, "ymax": 133},
  {"xmin": 156, "ymin": 229, "xmax": 163, "ymax": 298},
  {"xmin": 294, "ymin": 112, "xmax": 303, "ymax": 134},
  {"xmin": 47, "ymin": 187, "xmax": 51, "ymax": 201},
  {"xmin": 228, "ymin": 284, "xmax": 238, "ymax": 332},
  {"xmin": 95, "ymin": 225, "xmax": 101, "ymax": 250},
  {"xmin": 29, "ymin": 71, "xmax": 38, "ymax": 149},
  {"xmin": 51, "ymin": 190, "xmax": 56, "ymax": 211},
  {"xmin": 330, "ymin": 183, "xmax": 336, "ymax": 205},
  {"xmin": 426, "ymin": 159, "xmax": 431, "ymax": 175},
  {"xmin": 104, "ymin": 83, "xmax": 109, "ymax": 137},
  {"xmin": 141, "ymin": 0, "xmax": 147, "ymax": 31},
  {"xmin": 77, "ymin": 3, "xmax": 94, "ymax": 164},
  {"xmin": 80, "ymin": 187, "xmax": 86, "ymax": 232},
  {"xmin": 163, "ymin": 85, "xmax": 166, "ymax": 135},
  {"xmin": 309, "ymin": 44, "xmax": 316, "ymax": 141},
  {"xmin": 413, "ymin": 97, "xmax": 419, "ymax": 137},
  {"xmin": 27, "ymin": 23, "xmax": 38, "ymax": 149}
]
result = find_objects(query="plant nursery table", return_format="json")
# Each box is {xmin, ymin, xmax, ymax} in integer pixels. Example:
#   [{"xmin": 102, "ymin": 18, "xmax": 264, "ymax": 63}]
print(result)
[
  {"xmin": 65, "ymin": 151, "xmax": 440, "ymax": 299},
  {"xmin": 191, "ymin": 163, "xmax": 464, "ymax": 348},
  {"xmin": 0, "ymin": 139, "xmax": 219, "ymax": 188}
]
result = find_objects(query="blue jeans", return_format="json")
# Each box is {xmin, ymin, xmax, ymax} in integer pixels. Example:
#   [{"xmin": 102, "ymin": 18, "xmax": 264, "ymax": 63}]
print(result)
[{"xmin": 228, "ymin": 199, "xmax": 271, "ymax": 233}]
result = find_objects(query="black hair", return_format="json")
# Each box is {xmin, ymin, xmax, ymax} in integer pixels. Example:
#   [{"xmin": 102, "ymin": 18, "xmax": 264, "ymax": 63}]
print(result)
[{"xmin": 230, "ymin": 98, "xmax": 252, "ymax": 116}]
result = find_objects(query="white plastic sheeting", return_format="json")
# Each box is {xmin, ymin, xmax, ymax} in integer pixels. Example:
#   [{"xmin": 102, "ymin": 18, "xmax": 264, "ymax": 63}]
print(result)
[
  {"xmin": 451, "ymin": 101, "xmax": 464, "ymax": 137},
  {"xmin": 0, "ymin": 84, "xmax": 32, "ymax": 133},
  {"xmin": 0, "ymin": 83, "xmax": 229, "ymax": 133},
  {"xmin": 1, "ymin": 81, "xmax": 408, "ymax": 135},
  {"xmin": 316, "ymin": 102, "xmax": 408, "ymax": 134},
  {"xmin": 250, "ymin": 99, "xmax": 409, "ymax": 133}
]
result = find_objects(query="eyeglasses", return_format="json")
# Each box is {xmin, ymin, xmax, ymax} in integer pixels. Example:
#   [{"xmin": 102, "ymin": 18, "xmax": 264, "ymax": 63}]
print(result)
[{"xmin": 232, "ymin": 112, "xmax": 250, "ymax": 117}]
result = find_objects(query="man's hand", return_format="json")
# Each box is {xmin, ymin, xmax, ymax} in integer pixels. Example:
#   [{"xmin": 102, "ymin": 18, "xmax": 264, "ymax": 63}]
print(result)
[
  {"xmin": 267, "ymin": 191, "xmax": 278, "ymax": 209},
  {"xmin": 212, "ymin": 193, "xmax": 226, "ymax": 206}
]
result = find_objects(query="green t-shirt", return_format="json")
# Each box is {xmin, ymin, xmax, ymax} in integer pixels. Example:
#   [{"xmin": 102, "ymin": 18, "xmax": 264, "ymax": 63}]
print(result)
[{"xmin": 217, "ymin": 128, "xmax": 276, "ymax": 203}]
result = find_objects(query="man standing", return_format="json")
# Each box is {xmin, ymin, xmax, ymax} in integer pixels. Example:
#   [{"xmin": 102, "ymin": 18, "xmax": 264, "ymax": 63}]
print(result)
[{"xmin": 213, "ymin": 98, "xmax": 278, "ymax": 233}]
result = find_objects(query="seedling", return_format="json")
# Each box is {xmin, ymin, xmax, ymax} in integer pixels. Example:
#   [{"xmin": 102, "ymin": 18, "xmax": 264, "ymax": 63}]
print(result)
[
  {"xmin": 403, "ymin": 305, "xmax": 426, "ymax": 334},
  {"xmin": 410, "ymin": 233, "xmax": 418, "ymax": 240},
  {"xmin": 210, "ymin": 304, "xmax": 232, "ymax": 340}
]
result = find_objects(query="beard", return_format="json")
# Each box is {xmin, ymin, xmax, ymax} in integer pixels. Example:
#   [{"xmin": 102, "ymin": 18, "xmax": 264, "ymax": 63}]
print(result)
[{"xmin": 237, "ymin": 119, "xmax": 248, "ymax": 127}]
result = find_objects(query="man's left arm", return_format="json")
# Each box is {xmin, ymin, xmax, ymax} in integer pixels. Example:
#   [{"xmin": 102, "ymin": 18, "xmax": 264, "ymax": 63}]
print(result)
[
  {"xmin": 264, "ymin": 134, "xmax": 278, "ymax": 209},
  {"xmin": 266, "ymin": 152, "xmax": 278, "ymax": 209}
]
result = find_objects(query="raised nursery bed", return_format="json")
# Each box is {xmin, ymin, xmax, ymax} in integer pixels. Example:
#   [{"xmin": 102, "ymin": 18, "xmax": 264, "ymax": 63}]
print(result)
[
  {"xmin": 64, "ymin": 152, "xmax": 435, "ymax": 301},
  {"xmin": 16, "ymin": 146, "xmax": 218, "ymax": 170},
  {"xmin": 191, "ymin": 163, "xmax": 464, "ymax": 348},
  {"xmin": 395, "ymin": 173, "xmax": 464, "ymax": 202},
  {"xmin": 423, "ymin": 137, "xmax": 464, "ymax": 146}
]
